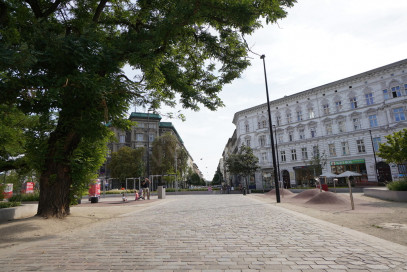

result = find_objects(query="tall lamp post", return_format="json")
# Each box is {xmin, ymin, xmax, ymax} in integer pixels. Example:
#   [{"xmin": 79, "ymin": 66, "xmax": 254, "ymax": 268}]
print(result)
[
  {"xmin": 146, "ymin": 108, "xmax": 153, "ymax": 179},
  {"xmin": 369, "ymin": 130, "xmax": 379, "ymax": 182},
  {"xmin": 273, "ymin": 125, "xmax": 281, "ymax": 182},
  {"xmin": 261, "ymin": 54, "xmax": 280, "ymax": 203}
]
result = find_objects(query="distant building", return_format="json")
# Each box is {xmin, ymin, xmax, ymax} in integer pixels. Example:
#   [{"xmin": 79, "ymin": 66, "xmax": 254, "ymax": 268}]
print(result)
[
  {"xmin": 223, "ymin": 58, "xmax": 407, "ymax": 189},
  {"xmin": 104, "ymin": 112, "xmax": 198, "ymax": 182}
]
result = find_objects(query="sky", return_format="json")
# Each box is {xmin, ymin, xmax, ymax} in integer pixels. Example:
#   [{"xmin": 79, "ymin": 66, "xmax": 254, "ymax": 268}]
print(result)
[{"xmin": 133, "ymin": 0, "xmax": 407, "ymax": 180}]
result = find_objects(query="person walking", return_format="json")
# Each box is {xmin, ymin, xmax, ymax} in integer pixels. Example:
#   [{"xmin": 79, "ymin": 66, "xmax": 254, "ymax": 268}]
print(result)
[{"xmin": 142, "ymin": 177, "xmax": 150, "ymax": 200}]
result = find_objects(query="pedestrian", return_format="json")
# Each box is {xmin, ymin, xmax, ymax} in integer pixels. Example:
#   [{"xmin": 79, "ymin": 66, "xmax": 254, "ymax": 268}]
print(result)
[{"xmin": 142, "ymin": 177, "xmax": 150, "ymax": 200}]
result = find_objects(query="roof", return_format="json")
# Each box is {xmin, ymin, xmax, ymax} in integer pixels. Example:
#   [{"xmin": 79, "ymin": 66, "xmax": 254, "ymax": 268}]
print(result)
[
  {"xmin": 129, "ymin": 112, "xmax": 162, "ymax": 120},
  {"xmin": 159, "ymin": 122, "xmax": 183, "ymax": 144}
]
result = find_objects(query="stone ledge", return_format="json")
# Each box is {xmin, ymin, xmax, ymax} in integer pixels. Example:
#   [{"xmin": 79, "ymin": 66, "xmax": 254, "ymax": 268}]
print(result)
[
  {"xmin": 0, "ymin": 204, "xmax": 38, "ymax": 223},
  {"xmin": 364, "ymin": 188, "xmax": 407, "ymax": 202}
]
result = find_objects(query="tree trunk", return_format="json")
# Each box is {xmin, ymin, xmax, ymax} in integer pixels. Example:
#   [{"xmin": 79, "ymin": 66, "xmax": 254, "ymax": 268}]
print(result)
[{"xmin": 37, "ymin": 124, "xmax": 81, "ymax": 218}]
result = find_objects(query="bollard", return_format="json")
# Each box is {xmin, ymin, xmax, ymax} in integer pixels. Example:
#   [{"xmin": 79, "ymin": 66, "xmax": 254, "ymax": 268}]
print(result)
[{"xmin": 243, "ymin": 187, "xmax": 246, "ymax": 195}]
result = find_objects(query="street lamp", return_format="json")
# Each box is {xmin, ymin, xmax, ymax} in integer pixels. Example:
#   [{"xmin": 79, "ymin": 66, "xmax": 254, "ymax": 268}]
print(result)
[
  {"xmin": 273, "ymin": 125, "xmax": 281, "ymax": 182},
  {"xmin": 369, "ymin": 130, "xmax": 379, "ymax": 182},
  {"xmin": 146, "ymin": 108, "xmax": 154, "ymax": 179},
  {"xmin": 261, "ymin": 54, "xmax": 280, "ymax": 203}
]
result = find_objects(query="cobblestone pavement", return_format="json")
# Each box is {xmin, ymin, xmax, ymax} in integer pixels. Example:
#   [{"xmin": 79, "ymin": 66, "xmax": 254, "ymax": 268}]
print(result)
[{"xmin": 1, "ymin": 195, "xmax": 407, "ymax": 271}]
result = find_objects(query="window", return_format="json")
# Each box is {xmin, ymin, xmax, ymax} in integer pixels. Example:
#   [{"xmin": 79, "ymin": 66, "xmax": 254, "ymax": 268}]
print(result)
[
  {"xmin": 297, "ymin": 111, "xmax": 303, "ymax": 121},
  {"xmin": 259, "ymin": 135, "xmax": 266, "ymax": 147},
  {"xmin": 136, "ymin": 133, "xmax": 144, "ymax": 141},
  {"xmin": 281, "ymin": 151, "xmax": 286, "ymax": 162},
  {"xmin": 257, "ymin": 122, "xmax": 261, "ymax": 129},
  {"xmin": 310, "ymin": 127, "xmax": 317, "ymax": 138},
  {"xmin": 341, "ymin": 142, "xmax": 350, "ymax": 156},
  {"xmin": 261, "ymin": 152, "xmax": 267, "ymax": 163},
  {"xmin": 394, "ymin": 107, "xmax": 406, "ymax": 122},
  {"xmin": 262, "ymin": 120, "xmax": 267, "ymax": 128},
  {"xmin": 299, "ymin": 129, "xmax": 305, "ymax": 140},
  {"xmin": 372, "ymin": 137, "xmax": 381, "ymax": 152},
  {"xmin": 246, "ymin": 139, "xmax": 251, "ymax": 147},
  {"xmin": 383, "ymin": 89, "xmax": 389, "ymax": 100},
  {"xmin": 323, "ymin": 104, "xmax": 330, "ymax": 115},
  {"xmin": 291, "ymin": 149, "xmax": 297, "ymax": 161},
  {"xmin": 335, "ymin": 101, "xmax": 342, "ymax": 112},
  {"xmin": 391, "ymin": 86, "xmax": 401, "ymax": 98},
  {"xmin": 286, "ymin": 113, "xmax": 292, "ymax": 124},
  {"xmin": 329, "ymin": 144, "xmax": 336, "ymax": 157},
  {"xmin": 350, "ymin": 97, "xmax": 358, "ymax": 109},
  {"xmin": 301, "ymin": 147, "xmax": 308, "ymax": 160},
  {"xmin": 325, "ymin": 123, "xmax": 332, "ymax": 135},
  {"xmin": 365, "ymin": 93, "xmax": 374, "ymax": 105},
  {"xmin": 405, "ymin": 84, "xmax": 407, "ymax": 96},
  {"xmin": 138, "ymin": 123, "xmax": 144, "ymax": 128},
  {"xmin": 338, "ymin": 120, "xmax": 345, "ymax": 133},
  {"xmin": 288, "ymin": 131, "xmax": 294, "ymax": 142},
  {"xmin": 353, "ymin": 118, "xmax": 361, "ymax": 130},
  {"xmin": 357, "ymin": 139, "xmax": 366, "ymax": 153},
  {"xmin": 149, "ymin": 134, "xmax": 155, "ymax": 142},
  {"xmin": 308, "ymin": 109, "xmax": 315, "ymax": 119},
  {"xmin": 278, "ymin": 133, "xmax": 283, "ymax": 143},
  {"xmin": 119, "ymin": 135, "xmax": 125, "ymax": 143},
  {"xmin": 369, "ymin": 114, "xmax": 378, "ymax": 128},
  {"xmin": 148, "ymin": 123, "xmax": 156, "ymax": 129},
  {"xmin": 312, "ymin": 145, "xmax": 319, "ymax": 157},
  {"xmin": 276, "ymin": 116, "xmax": 281, "ymax": 126},
  {"xmin": 245, "ymin": 124, "xmax": 250, "ymax": 133}
]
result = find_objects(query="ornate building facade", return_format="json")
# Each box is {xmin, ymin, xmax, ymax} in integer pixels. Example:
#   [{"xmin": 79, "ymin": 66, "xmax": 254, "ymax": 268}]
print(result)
[{"xmin": 224, "ymin": 59, "xmax": 407, "ymax": 189}]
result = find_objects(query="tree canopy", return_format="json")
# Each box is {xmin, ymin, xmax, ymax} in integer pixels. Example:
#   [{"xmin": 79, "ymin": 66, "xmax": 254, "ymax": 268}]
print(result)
[
  {"xmin": 377, "ymin": 129, "xmax": 407, "ymax": 165},
  {"xmin": 108, "ymin": 146, "xmax": 145, "ymax": 182},
  {"xmin": 0, "ymin": 0, "xmax": 296, "ymax": 217},
  {"xmin": 225, "ymin": 145, "xmax": 259, "ymax": 178}
]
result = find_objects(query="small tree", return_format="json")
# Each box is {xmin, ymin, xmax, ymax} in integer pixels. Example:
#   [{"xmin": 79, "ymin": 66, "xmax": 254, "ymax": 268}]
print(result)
[
  {"xmin": 225, "ymin": 145, "xmax": 259, "ymax": 191},
  {"xmin": 190, "ymin": 173, "xmax": 202, "ymax": 186},
  {"xmin": 212, "ymin": 165, "xmax": 223, "ymax": 185},
  {"xmin": 377, "ymin": 129, "xmax": 407, "ymax": 165}
]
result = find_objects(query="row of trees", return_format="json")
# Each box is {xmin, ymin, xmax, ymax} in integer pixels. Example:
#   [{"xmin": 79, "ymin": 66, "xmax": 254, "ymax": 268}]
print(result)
[{"xmin": 108, "ymin": 132, "xmax": 204, "ymax": 188}]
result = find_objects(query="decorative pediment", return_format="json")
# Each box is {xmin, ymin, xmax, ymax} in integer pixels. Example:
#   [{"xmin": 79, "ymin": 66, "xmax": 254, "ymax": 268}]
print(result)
[
  {"xmin": 364, "ymin": 108, "xmax": 378, "ymax": 116},
  {"xmin": 321, "ymin": 117, "xmax": 332, "ymax": 124},
  {"xmin": 349, "ymin": 111, "xmax": 362, "ymax": 118},
  {"xmin": 307, "ymin": 121, "xmax": 318, "ymax": 127}
]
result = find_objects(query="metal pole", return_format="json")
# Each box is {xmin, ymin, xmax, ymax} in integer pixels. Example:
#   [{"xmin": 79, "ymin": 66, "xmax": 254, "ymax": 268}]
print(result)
[
  {"xmin": 147, "ymin": 111, "xmax": 150, "ymax": 178},
  {"xmin": 273, "ymin": 125, "xmax": 281, "ymax": 182},
  {"xmin": 369, "ymin": 130, "xmax": 379, "ymax": 182},
  {"xmin": 261, "ymin": 54, "xmax": 280, "ymax": 203}
]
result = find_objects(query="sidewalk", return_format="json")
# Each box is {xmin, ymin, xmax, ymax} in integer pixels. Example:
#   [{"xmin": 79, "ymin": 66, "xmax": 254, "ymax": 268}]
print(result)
[{"xmin": 1, "ymin": 194, "xmax": 406, "ymax": 271}]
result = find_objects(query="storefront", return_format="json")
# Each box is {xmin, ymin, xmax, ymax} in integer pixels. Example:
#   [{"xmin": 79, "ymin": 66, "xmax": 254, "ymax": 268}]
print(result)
[
  {"xmin": 293, "ymin": 165, "xmax": 322, "ymax": 187},
  {"xmin": 330, "ymin": 159, "xmax": 368, "ymax": 183}
]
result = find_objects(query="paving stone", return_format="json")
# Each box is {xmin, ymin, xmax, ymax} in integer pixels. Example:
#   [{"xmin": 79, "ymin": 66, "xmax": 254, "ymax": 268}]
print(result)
[{"xmin": 1, "ymin": 195, "xmax": 407, "ymax": 271}]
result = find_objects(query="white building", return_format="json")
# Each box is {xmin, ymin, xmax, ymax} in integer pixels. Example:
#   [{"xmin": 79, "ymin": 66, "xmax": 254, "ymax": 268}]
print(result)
[{"xmin": 228, "ymin": 58, "xmax": 407, "ymax": 189}]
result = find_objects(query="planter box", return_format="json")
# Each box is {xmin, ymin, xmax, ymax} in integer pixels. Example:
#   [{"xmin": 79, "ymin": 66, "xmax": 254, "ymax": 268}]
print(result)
[
  {"xmin": 0, "ymin": 204, "xmax": 38, "ymax": 222},
  {"xmin": 364, "ymin": 188, "xmax": 407, "ymax": 202}
]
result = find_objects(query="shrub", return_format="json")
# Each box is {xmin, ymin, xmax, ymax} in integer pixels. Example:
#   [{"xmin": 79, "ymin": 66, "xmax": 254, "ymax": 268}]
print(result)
[
  {"xmin": 0, "ymin": 184, "xmax": 4, "ymax": 201},
  {"xmin": 0, "ymin": 201, "xmax": 21, "ymax": 209},
  {"xmin": 387, "ymin": 180, "xmax": 407, "ymax": 191},
  {"xmin": 9, "ymin": 191, "xmax": 40, "ymax": 202}
]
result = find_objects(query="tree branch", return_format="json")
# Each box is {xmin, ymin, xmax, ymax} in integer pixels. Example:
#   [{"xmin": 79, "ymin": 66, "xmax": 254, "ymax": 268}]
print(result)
[{"xmin": 93, "ymin": 0, "xmax": 108, "ymax": 22}]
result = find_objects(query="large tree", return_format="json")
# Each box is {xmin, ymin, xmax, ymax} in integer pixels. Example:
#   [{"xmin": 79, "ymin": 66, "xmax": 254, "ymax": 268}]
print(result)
[{"xmin": 1, "ymin": 0, "xmax": 295, "ymax": 217}]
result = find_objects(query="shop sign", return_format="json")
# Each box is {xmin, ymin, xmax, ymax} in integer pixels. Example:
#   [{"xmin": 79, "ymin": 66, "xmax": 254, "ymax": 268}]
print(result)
[{"xmin": 330, "ymin": 159, "xmax": 365, "ymax": 166}]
